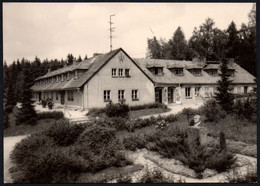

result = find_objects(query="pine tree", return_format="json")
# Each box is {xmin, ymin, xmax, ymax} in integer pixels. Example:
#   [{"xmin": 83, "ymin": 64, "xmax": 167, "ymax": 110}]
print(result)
[
  {"xmin": 16, "ymin": 62, "xmax": 37, "ymax": 125},
  {"xmin": 84, "ymin": 54, "xmax": 88, "ymax": 60},
  {"xmin": 215, "ymin": 59, "xmax": 234, "ymax": 112},
  {"xmin": 6, "ymin": 62, "xmax": 17, "ymax": 106},
  {"xmin": 77, "ymin": 55, "xmax": 82, "ymax": 62}
]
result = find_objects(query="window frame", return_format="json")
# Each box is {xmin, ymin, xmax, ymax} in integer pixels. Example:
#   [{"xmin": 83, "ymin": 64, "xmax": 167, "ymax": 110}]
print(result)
[
  {"xmin": 132, "ymin": 89, "xmax": 139, "ymax": 101},
  {"xmin": 118, "ymin": 68, "xmax": 124, "ymax": 77},
  {"xmin": 112, "ymin": 68, "xmax": 117, "ymax": 77},
  {"xmin": 67, "ymin": 91, "xmax": 74, "ymax": 101},
  {"xmin": 185, "ymin": 87, "xmax": 192, "ymax": 99},
  {"xmin": 118, "ymin": 90, "xmax": 125, "ymax": 101},
  {"xmin": 125, "ymin": 69, "xmax": 130, "ymax": 77},
  {"xmin": 174, "ymin": 68, "xmax": 183, "ymax": 76},
  {"xmin": 104, "ymin": 90, "xmax": 111, "ymax": 102},
  {"xmin": 74, "ymin": 70, "xmax": 78, "ymax": 79},
  {"xmin": 204, "ymin": 86, "xmax": 210, "ymax": 98}
]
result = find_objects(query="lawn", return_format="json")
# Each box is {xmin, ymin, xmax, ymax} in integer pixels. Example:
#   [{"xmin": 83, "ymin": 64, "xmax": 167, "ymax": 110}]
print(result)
[{"xmin": 129, "ymin": 107, "xmax": 170, "ymax": 118}]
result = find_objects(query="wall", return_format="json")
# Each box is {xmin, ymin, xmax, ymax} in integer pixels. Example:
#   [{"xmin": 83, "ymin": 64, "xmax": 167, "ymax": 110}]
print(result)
[
  {"xmin": 65, "ymin": 90, "xmax": 82, "ymax": 107},
  {"xmin": 84, "ymin": 50, "xmax": 155, "ymax": 108}
]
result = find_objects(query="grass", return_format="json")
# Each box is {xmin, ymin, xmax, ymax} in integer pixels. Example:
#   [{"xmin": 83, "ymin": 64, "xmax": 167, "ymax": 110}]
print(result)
[
  {"xmin": 4, "ymin": 119, "xmax": 56, "ymax": 137},
  {"xmin": 129, "ymin": 107, "xmax": 170, "ymax": 119}
]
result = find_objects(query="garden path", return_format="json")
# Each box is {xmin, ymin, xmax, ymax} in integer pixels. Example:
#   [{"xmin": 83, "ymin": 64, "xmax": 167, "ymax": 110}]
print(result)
[
  {"xmin": 126, "ymin": 148, "xmax": 257, "ymax": 183},
  {"xmin": 4, "ymin": 135, "xmax": 28, "ymax": 183},
  {"xmin": 140, "ymin": 103, "xmax": 204, "ymax": 119}
]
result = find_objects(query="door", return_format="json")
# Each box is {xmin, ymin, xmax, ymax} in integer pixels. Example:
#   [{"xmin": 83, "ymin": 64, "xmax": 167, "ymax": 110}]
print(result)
[
  {"xmin": 38, "ymin": 92, "xmax": 42, "ymax": 102},
  {"xmin": 60, "ymin": 91, "xmax": 65, "ymax": 105},
  {"xmin": 155, "ymin": 87, "xmax": 163, "ymax": 103},
  {"xmin": 168, "ymin": 87, "xmax": 175, "ymax": 104}
]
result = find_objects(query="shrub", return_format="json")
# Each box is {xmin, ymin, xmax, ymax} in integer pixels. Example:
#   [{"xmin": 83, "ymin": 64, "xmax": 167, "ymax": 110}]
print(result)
[
  {"xmin": 105, "ymin": 101, "xmax": 129, "ymax": 118},
  {"xmin": 41, "ymin": 99, "xmax": 47, "ymax": 108},
  {"xmin": 201, "ymin": 99, "xmax": 226, "ymax": 122},
  {"xmin": 42, "ymin": 119, "xmax": 86, "ymax": 146},
  {"xmin": 123, "ymin": 134, "xmax": 146, "ymax": 151},
  {"xmin": 5, "ymin": 105, "xmax": 14, "ymax": 114},
  {"xmin": 116, "ymin": 174, "xmax": 132, "ymax": 183},
  {"xmin": 233, "ymin": 97, "xmax": 256, "ymax": 121},
  {"xmin": 130, "ymin": 103, "xmax": 167, "ymax": 110},
  {"xmin": 10, "ymin": 134, "xmax": 89, "ymax": 183},
  {"xmin": 86, "ymin": 107, "xmax": 105, "ymax": 117},
  {"xmin": 75, "ymin": 125, "xmax": 131, "ymax": 172},
  {"xmin": 95, "ymin": 117, "xmax": 127, "ymax": 131},
  {"xmin": 4, "ymin": 110, "xmax": 9, "ymax": 129},
  {"xmin": 219, "ymin": 131, "xmax": 226, "ymax": 151},
  {"xmin": 139, "ymin": 168, "xmax": 171, "ymax": 183},
  {"xmin": 37, "ymin": 111, "xmax": 64, "ymax": 120},
  {"xmin": 181, "ymin": 108, "xmax": 197, "ymax": 123},
  {"xmin": 227, "ymin": 167, "xmax": 257, "ymax": 183}
]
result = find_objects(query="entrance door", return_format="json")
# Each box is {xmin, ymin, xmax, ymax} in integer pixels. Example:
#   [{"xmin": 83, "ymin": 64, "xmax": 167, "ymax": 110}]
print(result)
[
  {"xmin": 155, "ymin": 87, "xmax": 163, "ymax": 103},
  {"xmin": 168, "ymin": 87, "xmax": 175, "ymax": 104},
  {"xmin": 60, "ymin": 91, "xmax": 65, "ymax": 105},
  {"xmin": 38, "ymin": 92, "xmax": 42, "ymax": 102}
]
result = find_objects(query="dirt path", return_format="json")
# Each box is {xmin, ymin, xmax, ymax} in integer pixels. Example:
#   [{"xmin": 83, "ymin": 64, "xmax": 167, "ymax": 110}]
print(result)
[{"xmin": 4, "ymin": 135, "xmax": 28, "ymax": 183}]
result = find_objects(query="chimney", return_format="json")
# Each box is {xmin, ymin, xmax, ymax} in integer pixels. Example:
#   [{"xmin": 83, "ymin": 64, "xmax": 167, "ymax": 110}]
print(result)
[{"xmin": 93, "ymin": 53, "xmax": 103, "ymax": 57}]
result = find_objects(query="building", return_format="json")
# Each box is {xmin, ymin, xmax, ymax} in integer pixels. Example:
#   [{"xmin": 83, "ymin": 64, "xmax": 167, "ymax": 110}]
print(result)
[{"xmin": 31, "ymin": 48, "xmax": 256, "ymax": 109}]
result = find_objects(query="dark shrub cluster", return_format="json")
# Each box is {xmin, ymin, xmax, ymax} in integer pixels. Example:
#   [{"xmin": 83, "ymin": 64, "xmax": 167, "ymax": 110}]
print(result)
[
  {"xmin": 37, "ymin": 111, "xmax": 64, "ymax": 120},
  {"xmin": 130, "ymin": 103, "xmax": 167, "ymax": 111},
  {"xmin": 123, "ymin": 134, "xmax": 146, "ymax": 151},
  {"xmin": 95, "ymin": 117, "xmax": 127, "ymax": 131},
  {"xmin": 233, "ymin": 97, "xmax": 256, "ymax": 122},
  {"xmin": 105, "ymin": 101, "xmax": 130, "ymax": 118},
  {"xmin": 5, "ymin": 105, "xmax": 14, "ymax": 114},
  {"xmin": 10, "ymin": 120, "xmax": 131, "ymax": 183},
  {"xmin": 139, "ymin": 168, "xmax": 171, "ymax": 183},
  {"xmin": 42, "ymin": 119, "xmax": 87, "ymax": 146},
  {"xmin": 86, "ymin": 107, "xmax": 106, "ymax": 117},
  {"xmin": 200, "ymin": 99, "xmax": 226, "ymax": 122},
  {"xmin": 4, "ymin": 110, "xmax": 9, "ymax": 129}
]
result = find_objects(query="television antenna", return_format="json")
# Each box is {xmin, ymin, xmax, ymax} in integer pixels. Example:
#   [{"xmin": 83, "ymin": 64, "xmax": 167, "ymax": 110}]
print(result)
[{"xmin": 109, "ymin": 14, "xmax": 116, "ymax": 52}]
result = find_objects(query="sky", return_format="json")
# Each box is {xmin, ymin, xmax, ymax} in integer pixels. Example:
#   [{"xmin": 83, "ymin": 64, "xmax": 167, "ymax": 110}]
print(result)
[{"xmin": 3, "ymin": 3, "xmax": 254, "ymax": 65}]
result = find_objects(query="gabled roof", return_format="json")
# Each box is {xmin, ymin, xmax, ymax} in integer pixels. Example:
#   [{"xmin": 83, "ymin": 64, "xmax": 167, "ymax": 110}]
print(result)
[
  {"xmin": 31, "ymin": 48, "xmax": 122, "ymax": 91},
  {"xmin": 134, "ymin": 58, "xmax": 255, "ymax": 85}
]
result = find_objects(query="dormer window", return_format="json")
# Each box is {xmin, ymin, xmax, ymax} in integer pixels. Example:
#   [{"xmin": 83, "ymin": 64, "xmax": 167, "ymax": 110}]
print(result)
[
  {"xmin": 227, "ymin": 69, "xmax": 235, "ymax": 77},
  {"xmin": 193, "ymin": 69, "xmax": 202, "ymax": 76},
  {"xmin": 154, "ymin": 68, "xmax": 163, "ymax": 75},
  {"xmin": 173, "ymin": 68, "xmax": 183, "ymax": 76},
  {"xmin": 207, "ymin": 69, "xmax": 218, "ymax": 76}
]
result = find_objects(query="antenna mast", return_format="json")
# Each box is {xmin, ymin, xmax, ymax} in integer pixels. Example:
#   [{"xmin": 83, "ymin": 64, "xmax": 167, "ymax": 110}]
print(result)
[{"xmin": 109, "ymin": 14, "xmax": 115, "ymax": 52}]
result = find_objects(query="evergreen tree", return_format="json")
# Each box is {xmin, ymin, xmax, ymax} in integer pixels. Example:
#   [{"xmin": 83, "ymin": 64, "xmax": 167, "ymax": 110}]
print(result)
[
  {"xmin": 215, "ymin": 59, "xmax": 234, "ymax": 112},
  {"xmin": 77, "ymin": 55, "xmax": 82, "ymax": 62},
  {"xmin": 169, "ymin": 26, "xmax": 189, "ymax": 60},
  {"xmin": 16, "ymin": 62, "xmax": 37, "ymax": 125},
  {"xmin": 226, "ymin": 21, "xmax": 240, "ymax": 58},
  {"xmin": 84, "ymin": 54, "xmax": 88, "ymax": 60},
  {"xmin": 67, "ymin": 54, "xmax": 75, "ymax": 65},
  {"xmin": 6, "ymin": 62, "xmax": 17, "ymax": 106}
]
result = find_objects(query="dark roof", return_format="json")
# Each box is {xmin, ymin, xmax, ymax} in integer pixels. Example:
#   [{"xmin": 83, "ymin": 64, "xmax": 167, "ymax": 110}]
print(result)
[
  {"xmin": 134, "ymin": 58, "xmax": 255, "ymax": 85},
  {"xmin": 31, "ymin": 48, "xmax": 121, "ymax": 91}
]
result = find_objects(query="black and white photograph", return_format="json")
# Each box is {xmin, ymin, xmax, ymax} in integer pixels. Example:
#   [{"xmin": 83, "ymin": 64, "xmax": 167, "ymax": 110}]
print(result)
[{"xmin": 3, "ymin": 2, "xmax": 257, "ymax": 183}]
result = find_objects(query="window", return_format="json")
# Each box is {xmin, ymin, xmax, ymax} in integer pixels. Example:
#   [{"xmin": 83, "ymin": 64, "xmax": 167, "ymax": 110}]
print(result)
[
  {"xmin": 227, "ymin": 69, "xmax": 235, "ymax": 76},
  {"xmin": 174, "ymin": 68, "xmax": 183, "ymax": 75},
  {"xmin": 119, "ymin": 69, "xmax": 124, "ymax": 77},
  {"xmin": 112, "ymin": 68, "xmax": 117, "ymax": 77},
  {"xmin": 204, "ymin": 87, "xmax": 210, "ymax": 97},
  {"xmin": 132, "ymin": 90, "xmax": 139, "ymax": 101},
  {"xmin": 56, "ymin": 92, "xmax": 59, "ymax": 100},
  {"xmin": 237, "ymin": 86, "xmax": 241, "ymax": 94},
  {"xmin": 185, "ymin": 87, "xmax": 191, "ymax": 98},
  {"xmin": 118, "ymin": 90, "xmax": 125, "ymax": 101},
  {"xmin": 61, "ymin": 74, "xmax": 64, "ymax": 81},
  {"xmin": 125, "ymin": 69, "xmax": 130, "ymax": 77},
  {"xmin": 74, "ymin": 70, "xmax": 78, "ymax": 79},
  {"xmin": 104, "ymin": 90, "xmax": 111, "ymax": 102},
  {"xmin": 68, "ymin": 91, "xmax": 74, "ymax": 101},
  {"xmin": 193, "ymin": 69, "xmax": 202, "ymax": 76},
  {"xmin": 67, "ymin": 72, "xmax": 70, "ymax": 80},
  {"xmin": 195, "ymin": 87, "xmax": 200, "ymax": 96},
  {"xmin": 208, "ymin": 69, "xmax": 218, "ymax": 76},
  {"xmin": 155, "ymin": 68, "xmax": 163, "ymax": 75},
  {"xmin": 244, "ymin": 86, "xmax": 248, "ymax": 94}
]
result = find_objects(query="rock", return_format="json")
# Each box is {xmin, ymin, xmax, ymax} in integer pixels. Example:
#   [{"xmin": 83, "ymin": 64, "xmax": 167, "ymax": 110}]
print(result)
[
  {"xmin": 187, "ymin": 126, "xmax": 208, "ymax": 146},
  {"xmin": 202, "ymin": 168, "xmax": 218, "ymax": 178}
]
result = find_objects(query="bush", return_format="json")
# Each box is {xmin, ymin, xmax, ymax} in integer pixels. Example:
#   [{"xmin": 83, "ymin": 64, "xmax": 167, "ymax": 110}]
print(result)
[
  {"xmin": 227, "ymin": 167, "xmax": 257, "ymax": 183},
  {"xmin": 5, "ymin": 105, "xmax": 14, "ymax": 113},
  {"xmin": 233, "ymin": 97, "xmax": 256, "ymax": 122},
  {"xmin": 37, "ymin": 111, "xmax": 64, "ymax": 120},
  {"xmin": 201, "ymin": 99, "xmax": 226, "ymax": 122},
  {"xmin": 95, "ymin": 117, "xmax": 127, "ymax": 131},
  {"xmin": 123, "ymin": 134, "xmax": 146, "ymax": 151},
  {"xmin": 86, "ymin": 107, "xmax": 105, "ymax": 117},
  {"xmin": 75, "ymin": 125, "xmax": 131, "ymax": 172},
  {"xmin": 4, "ymin": 110, "xmax": 9, "ymax": 129},
  {"xmin": 42, "ymin": 119, "xmax": 86, "ymax": 146},
  {"xmin": 130, "ymin": 103, "xmax": 167, "ymax": 111},
  {"xmin": 116, "ymin": 174, "xmax": 132, "ymax": 183},
  {"xmin": 105, "ymin": 101, "xmax": 129, "ymax": 118},
  {"xmin": 10, "ymin": 134, "xmax": 89, "ymax": 183},
  {"xmin": 139, "ymin": 168, "xmax": 171, "ymax": 183},
  {"xmin": 41, "ymin": 99, "xmax": 47, "ymax": 108}
]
